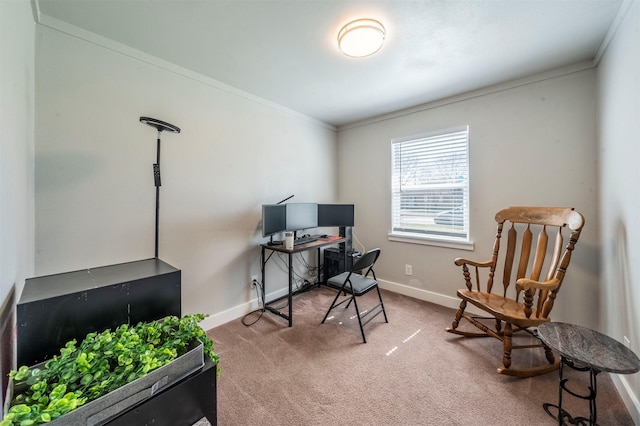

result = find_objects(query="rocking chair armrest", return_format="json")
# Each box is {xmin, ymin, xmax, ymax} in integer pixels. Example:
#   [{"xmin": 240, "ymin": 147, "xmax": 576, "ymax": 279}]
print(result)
[
  {"xmin": 454, "ymin": 258, "xmax": 494, "ymax": 268},
  {"xmin": 516, "ymin": 278, "xmax": 561, "ymax": 293}
]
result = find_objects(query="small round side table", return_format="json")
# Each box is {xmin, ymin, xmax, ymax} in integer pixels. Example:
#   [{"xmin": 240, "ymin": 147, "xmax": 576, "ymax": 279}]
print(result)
[{"xmin": 537, "ymin": 322, "xmax": 640, "ymax": 426}]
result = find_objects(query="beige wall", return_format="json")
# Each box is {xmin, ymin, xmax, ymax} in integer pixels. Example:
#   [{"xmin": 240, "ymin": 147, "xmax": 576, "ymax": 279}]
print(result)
[
  {"xmin": 34, "ymin": 25, "xmax": 338, "ymax": 324},
  {"xmin": 597, "ymin": 1, "xmax": 640, "ymax": 422},
  {"xmin": 0, "ymin": 0, "xmax": 35, "ymax": 308},
  {"xmin": 337, "ymin": 68, "xmax": 600, "ymax": 329}
]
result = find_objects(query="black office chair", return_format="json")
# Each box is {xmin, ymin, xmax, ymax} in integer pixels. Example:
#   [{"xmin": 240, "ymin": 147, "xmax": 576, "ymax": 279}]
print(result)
[{"xmin": 321, "ymin": 248, "xmax": 388, "ymax": 343}]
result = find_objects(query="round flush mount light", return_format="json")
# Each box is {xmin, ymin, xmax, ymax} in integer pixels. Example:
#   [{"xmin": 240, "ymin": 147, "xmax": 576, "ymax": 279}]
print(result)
[{"xmin": 338, "ymin": 18, "xmax": 386, "ymax": 58}]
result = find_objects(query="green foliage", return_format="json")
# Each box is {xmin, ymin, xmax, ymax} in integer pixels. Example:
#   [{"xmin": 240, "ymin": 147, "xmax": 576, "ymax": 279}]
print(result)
[{"xmin": 4, "ymin": 314, "xmax": 218, "ymax": 426}]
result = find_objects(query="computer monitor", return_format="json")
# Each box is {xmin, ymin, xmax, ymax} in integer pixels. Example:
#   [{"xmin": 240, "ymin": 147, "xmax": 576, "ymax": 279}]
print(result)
[
  {"xmin": 317, "ymin": 204, "xmax": 355, "ymax": 227},
  {"xmin": 262, "ymin": 204, "xmax": 286, "ymax": 237},
  {"xmin": 285, "ymin": 203, "xmax": 318, "ymax": 232}
]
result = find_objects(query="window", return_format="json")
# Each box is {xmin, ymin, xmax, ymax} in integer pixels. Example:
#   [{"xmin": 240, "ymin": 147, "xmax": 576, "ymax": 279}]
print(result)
[{"xmin": 391, "ymin": 126, "xmax": 469, "ymax": 243}]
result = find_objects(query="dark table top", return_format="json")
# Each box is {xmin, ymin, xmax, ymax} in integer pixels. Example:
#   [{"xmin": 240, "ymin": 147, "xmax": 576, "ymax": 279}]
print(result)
[
  {"xmin": 19, "ymin": 258, "xmax": 179, "ymax": 303},
  {"xmin": 538, "ymin": 322, "xmax": 640, "ymax": 374}
]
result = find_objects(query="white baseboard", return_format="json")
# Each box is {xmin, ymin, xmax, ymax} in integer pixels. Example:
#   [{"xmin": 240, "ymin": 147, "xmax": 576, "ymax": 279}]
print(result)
[
  {"xmin": 611, "ymin": 373, "xmax": 640, "ymax": 424},
  {"xmin": 376, "ymin": 279, "xmax": 485, "ymax": 316},
  {"xmin": 198, "ymin": 287, "xmax": 289, "ymax": 331},
  {"xmin": 377, "ymin": 279, "xmax": 461, "ymax": 309}
]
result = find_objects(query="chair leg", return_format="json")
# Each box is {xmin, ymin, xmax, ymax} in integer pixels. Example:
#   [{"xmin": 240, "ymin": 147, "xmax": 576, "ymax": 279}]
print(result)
[
  {"xmin": 543, "ymin": 342, "xmax": 555, "ymax": 364},
  {"xmin": 324, "ymin": 283, "xmax": 387, "ymax": 343},
  {"xmin": 502, "ymin": 322, "xmax": 513, "ymax": 370},
  {"xmin": 322, "ymin": 287, "xmax": 347, "ymax": 324},
  {"xmin": 449, "ymin": 299, "xmax": 467, "ymax": 331},
  {"xmin": 350, "ymin": 294, "xmax": 367, "ymax": 344},
  {"xmin": 497, "ymin": 327, "xmax": 561, "ymax": 377},
  {"xmin": 375, "ymin": 286, "xmax": 388, "ymax": 323},
  {"xmin": 495, "ymin": 318, "xmax": 503, "ymax": 334},
  {"xmin": 345, "ymin": 297, "xmax": 354, "ymax": 309}
]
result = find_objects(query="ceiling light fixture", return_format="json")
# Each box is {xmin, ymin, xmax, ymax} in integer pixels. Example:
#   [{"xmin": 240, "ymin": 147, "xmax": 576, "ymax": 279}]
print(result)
[{"xmin": 338, "ymin": 18, "xmax": 385, "ymax": 58}]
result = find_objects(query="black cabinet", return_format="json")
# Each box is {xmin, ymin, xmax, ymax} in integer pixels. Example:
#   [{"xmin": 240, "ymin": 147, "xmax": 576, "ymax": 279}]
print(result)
[
  {"xmin": 17, "ymin": 258, "xmax": 181, "ymax": 367},
  {"xmin": 106, "ymin": 359, "xmax": 217, "ymax": 426},
  {"xmin": 15, "ymin": 258, "xmax": 217, "ymax": 425}
]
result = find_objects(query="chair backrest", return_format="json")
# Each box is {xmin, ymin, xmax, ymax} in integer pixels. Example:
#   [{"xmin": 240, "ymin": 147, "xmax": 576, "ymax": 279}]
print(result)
[
  {"xmin": 489, "ymin": 207, "xmax": 585, "ymax": 318},
  {"xmin": 350, "ymin": 248, "xmax": 381, "ymax": 277}
]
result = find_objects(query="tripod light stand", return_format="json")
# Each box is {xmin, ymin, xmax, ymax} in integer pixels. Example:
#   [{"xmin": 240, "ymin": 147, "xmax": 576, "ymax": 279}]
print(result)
[{"xmin": 139, "ymin": 116, "xmax": 181, "ymax": 258}]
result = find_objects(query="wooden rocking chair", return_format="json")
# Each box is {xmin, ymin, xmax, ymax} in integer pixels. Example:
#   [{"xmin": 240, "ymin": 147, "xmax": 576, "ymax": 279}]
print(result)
[{"xmin": 446, "ymin": 206, "xmax": 585, "ymax": 377}]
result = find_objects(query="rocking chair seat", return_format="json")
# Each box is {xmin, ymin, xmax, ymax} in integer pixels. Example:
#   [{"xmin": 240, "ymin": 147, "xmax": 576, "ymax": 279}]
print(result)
[{"xmin": 457, "ymin": 289, "xmax": 547, "ymax": 328}]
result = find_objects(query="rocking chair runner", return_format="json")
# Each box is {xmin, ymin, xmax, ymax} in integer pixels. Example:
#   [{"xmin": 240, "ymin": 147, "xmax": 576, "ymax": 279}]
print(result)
[{"xmin": 445, "ymin": 206, "xmax": 585, "ymax": 378}]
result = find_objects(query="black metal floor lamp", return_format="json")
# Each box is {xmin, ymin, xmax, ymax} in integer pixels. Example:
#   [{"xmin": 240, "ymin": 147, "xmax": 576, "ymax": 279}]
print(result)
[{"xmin": 139, "ymin": 116, "xmax": 181, "ymax": 258}]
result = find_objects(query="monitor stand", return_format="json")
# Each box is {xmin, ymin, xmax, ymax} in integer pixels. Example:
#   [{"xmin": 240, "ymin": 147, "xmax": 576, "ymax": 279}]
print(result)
[{"xmin": 267, "ymin": 235, "xmax": 283, "ymax": 246}]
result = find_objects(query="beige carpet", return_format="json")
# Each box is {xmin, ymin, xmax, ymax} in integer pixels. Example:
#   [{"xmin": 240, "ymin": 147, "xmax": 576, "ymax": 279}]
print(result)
[{"xmin": 201, "ymin": 287, "xmax": 635, "ymax": 425}]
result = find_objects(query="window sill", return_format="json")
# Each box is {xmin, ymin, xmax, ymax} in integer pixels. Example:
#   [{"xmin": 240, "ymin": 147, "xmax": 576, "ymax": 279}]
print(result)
[{"xmin": 388, "ymin": 232, "xmax": 475, "ymax": 251}]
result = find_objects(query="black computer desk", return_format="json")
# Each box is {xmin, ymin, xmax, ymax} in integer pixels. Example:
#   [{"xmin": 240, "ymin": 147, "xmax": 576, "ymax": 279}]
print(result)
[{"xmin": 260, "ymin": 236, "xmax": 346, "ymax": 326}]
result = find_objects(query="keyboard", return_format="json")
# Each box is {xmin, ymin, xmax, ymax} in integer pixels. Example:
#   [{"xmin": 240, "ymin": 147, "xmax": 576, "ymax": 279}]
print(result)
[{"xmin": 294, "ymin": 235, "xmax": 317, "ymax": 246}]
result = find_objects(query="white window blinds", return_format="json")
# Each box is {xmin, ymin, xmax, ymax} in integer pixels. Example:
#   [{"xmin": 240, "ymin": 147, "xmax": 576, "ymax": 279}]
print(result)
[{"xmin": 391, "ymin": 126, "xmax": 469, "ymax": 241}]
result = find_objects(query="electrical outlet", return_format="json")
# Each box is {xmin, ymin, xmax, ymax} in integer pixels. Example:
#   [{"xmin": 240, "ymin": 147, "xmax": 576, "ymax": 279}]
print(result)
[
  {"xmin": 405, "ymin": 264, "xmax": 412, "ymax": 276},
  {"xmin": 624, "ymin": 336, "xmax": 630, "ymax": 347},
  {"xmin": 250, "ymin": 275, "xmax": 259, "ymax": 287}
]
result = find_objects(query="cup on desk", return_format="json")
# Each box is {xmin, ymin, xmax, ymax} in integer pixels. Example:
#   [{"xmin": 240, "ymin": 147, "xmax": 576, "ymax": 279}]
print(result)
[{"xmin": 285, "ymin": 232, "xmax": 294, "ymax": 250}]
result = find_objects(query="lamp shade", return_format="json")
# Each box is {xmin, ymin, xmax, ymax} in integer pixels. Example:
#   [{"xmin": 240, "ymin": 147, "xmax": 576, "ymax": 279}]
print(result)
[{"xmin": 338, "ymin": 19, "xmax": 385, "ymax": 58}]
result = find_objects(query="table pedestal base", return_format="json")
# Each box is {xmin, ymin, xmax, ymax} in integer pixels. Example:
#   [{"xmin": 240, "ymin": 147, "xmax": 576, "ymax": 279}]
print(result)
[
  {"xmin": 537, "ymin": 322, "xmax": 640, "ymax": 426},
  {"xmin": 543, "ymin": 356, "xmax": 599, "ymax": 426}
]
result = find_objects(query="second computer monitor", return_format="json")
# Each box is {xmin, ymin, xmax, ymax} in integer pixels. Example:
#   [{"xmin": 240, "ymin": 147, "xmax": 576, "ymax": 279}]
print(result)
[{"xmin": 285, "ymin": 203, "xmax": 318, "ymax": 232}]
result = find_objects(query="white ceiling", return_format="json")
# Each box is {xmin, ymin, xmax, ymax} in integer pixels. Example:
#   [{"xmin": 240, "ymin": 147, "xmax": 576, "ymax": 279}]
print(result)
[{"xmin": 35, "ymin": 0, "xmax": 624, "ymax": 127}]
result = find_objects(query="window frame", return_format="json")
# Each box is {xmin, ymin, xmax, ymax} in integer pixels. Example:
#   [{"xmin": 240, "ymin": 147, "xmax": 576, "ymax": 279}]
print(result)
[{"xmin": 389, "ymin": 125, "xmax": 473, "ymax": 250}]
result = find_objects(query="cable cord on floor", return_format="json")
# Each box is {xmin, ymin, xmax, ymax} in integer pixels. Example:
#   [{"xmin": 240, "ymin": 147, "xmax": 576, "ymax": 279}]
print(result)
[
  {"xmin": 241, "ymin": 280, "xmax": 265, "ymax": 326},
  {"xmin": 241, "ymin": 278, "xmax": 292, "ymax": 327}
]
